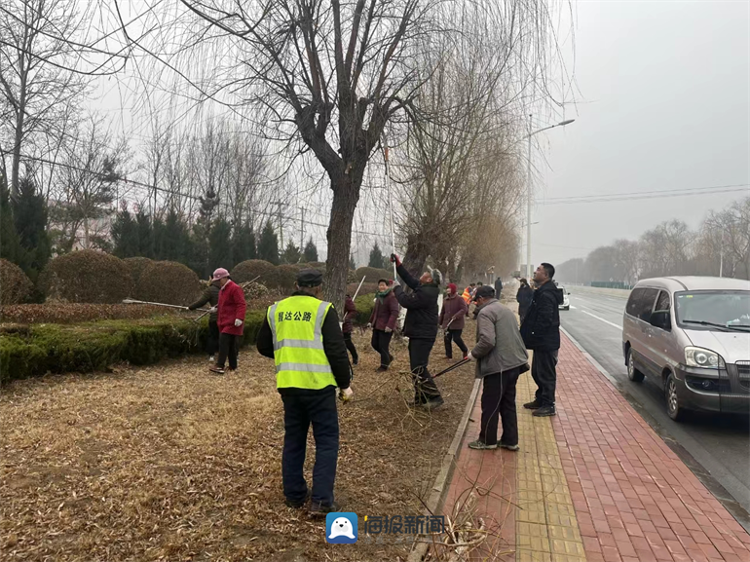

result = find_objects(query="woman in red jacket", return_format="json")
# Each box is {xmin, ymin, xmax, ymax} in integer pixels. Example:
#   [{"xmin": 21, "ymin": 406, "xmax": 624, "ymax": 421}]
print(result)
[
  {"xmin": 440, "ymin": 283, "xmax": 469, "ymax": 360},
  {"xmin": 209, "ymin": 268, "xmax": 247, "ymax": 375},
  {"xmin": 368, "ymin": 279, "xmax": 399, "ymax": 371}
]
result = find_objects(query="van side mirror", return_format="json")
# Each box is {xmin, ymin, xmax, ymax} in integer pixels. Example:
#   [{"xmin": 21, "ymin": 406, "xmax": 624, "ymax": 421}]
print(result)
[{"xmin": 650, "ymin": 310, "xmax": 671, "ymax": 331}]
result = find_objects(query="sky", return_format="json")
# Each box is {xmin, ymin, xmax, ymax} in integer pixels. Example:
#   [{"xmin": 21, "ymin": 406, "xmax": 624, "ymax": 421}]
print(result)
[{"xmin": 532, "ymin": 0, "xmax": 749, "ymax": 268}]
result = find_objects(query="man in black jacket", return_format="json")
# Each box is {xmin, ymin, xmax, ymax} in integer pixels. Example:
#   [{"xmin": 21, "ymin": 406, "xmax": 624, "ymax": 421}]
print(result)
[
  {"xmin": 187, "ymin": 278, "xmax": 221, "ymax": 361},
  {"xmin": 390, "ymin": 254, "xmax": 443, "ymax": 409},
  {"xmin": 256, "ymin": 269, "xmax": 353, "ymax": 516},
  {"xmin": 519, "ymin": 263, "xmax": 563, "ymax": 417}
]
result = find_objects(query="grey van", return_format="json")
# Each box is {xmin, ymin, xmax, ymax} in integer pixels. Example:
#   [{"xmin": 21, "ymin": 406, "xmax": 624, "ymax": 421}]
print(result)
[{"xmin": 622, "ymin": 277, "xmax": 750, "ymax": 421}]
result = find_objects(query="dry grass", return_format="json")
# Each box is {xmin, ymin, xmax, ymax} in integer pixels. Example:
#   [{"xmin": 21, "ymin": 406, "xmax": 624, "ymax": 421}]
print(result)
[{"xmin": 0, "ymin": 326, "xmax": 477, "ymax": 562}]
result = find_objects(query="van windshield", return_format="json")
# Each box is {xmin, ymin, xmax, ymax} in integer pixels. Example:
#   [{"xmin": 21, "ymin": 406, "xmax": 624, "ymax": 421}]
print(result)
[{"xmin": 675, "ymin": 291, "xmax": 750, "ymax": 331}]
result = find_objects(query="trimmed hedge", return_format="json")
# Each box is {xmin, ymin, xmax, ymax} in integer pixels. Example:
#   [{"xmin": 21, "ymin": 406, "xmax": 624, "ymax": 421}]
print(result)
[
  {"xmin": 40, "ymin": 250, "xmax": 133, "ymax": 303},
  {"xmin": 355, "ymin": 266, "xmax": 393, "ymax": 284},
  {"xmin": 124, "ymin": 256, "xmax": 154, "ymax": 286},
  {"xmin": 134, "ymin": 260, "xmax": 202, "ymax": 306},
  {"xmin": 354, "ymin": 293, "xmax": 376, "ymax": 325},
  {"xmin": 0, "ymin": 310, "xmax": 267, "ymax": 384},
  {"xmin": 264, "ymin": 264, "xmax": 299, "ymax": 291},
  {"xmin": 0, "ymin": 259, "xmax": 33, "ymax": 304},
  {"xmin": 231, "ymin": 259, "xmax": 277, "ymax": 284}
]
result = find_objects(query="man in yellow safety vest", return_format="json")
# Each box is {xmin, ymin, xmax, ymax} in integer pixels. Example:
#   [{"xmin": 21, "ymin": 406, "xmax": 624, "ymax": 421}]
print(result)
[{"xmin": 256, "ymin": 269, "xmax": 353, "ymax": 517}]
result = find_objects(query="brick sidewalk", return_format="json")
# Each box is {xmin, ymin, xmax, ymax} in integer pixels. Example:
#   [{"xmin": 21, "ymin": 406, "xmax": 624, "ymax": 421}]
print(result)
[{"xmin": 440, "ymin": 333, "xmax": 750, "ymax": 562}]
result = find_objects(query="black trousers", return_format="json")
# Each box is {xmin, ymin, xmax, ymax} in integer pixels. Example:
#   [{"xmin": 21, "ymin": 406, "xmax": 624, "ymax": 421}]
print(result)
[
  {"xmin": 370, "ymin": 329, "xmax": 393, "ymax": 368},
  {"xmin": 217, "ymin": 332, "xmax": 240, "ymax": 370},
  {"xmin": 444, "ymin": 329, "xmax": 468, "ymax": 358},
  {"xmin": 479, "ymin": 368, "xmax": 521, "ymax": 446},
  {"xmin": 207, "ymin": 320, "xmax": 220, "ymax": 356},
  {"xmin": 409, "ymin": 338, "xmax": 441, "ymax": 403},
  {"xmin": 531, "ymin": 349, "xmax": 558, "ymax": 407},
  {"xmin": 343, "ymin": 332, "xmax": 358, "ymax": 363},
  {"xmin": 281, "ymin": 388, "xmax": 339, "ymax": 506}
]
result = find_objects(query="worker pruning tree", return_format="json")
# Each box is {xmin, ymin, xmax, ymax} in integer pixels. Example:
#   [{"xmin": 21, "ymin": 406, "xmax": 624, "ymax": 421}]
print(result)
[{"xmin": 111, "ymin": 0, "xmax": 553, "ymax": 309}]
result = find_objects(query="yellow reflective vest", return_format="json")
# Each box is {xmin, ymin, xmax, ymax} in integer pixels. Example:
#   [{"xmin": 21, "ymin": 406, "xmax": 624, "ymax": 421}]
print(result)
[{"xmin": 267, "ymin": 295, "xmax": 338, "ymax": 390}]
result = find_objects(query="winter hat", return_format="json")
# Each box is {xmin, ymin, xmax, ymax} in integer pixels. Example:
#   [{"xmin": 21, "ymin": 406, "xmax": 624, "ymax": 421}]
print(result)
[
  {"xmin": 474, "ymin": 285, "xmax": 495, "ymax": 301},
  {"xmin": 212, "ymin": 268, "xmax": 230, "ymax": 281},
  {"xmin": 448, "ymin": 283, "xmax": 457, "ymax": 294}
]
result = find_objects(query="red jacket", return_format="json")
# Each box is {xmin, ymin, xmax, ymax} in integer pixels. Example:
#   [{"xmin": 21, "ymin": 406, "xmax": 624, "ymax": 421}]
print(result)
[
  {"xmin": 218, "ymin": 280, "xmax": 247, "ymax": 335},
  {"xmin": 440, "ymin": 293, "xmax": 468, "ymax": 330},
  {"xmin": 369, "ymin": 290, "xmax": 399, "ymax": 331}
]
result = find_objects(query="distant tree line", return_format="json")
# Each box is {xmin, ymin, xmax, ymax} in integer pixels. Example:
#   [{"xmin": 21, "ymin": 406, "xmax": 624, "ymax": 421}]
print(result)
[{"xmin": 556, "ymin": 197, "xmax": 750, "ymax": 285}]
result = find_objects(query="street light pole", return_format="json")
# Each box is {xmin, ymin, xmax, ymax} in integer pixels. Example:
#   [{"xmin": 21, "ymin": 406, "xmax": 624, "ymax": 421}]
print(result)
[
  {"xmin": 525, "ymin": 116, "xmax": 575, "ymax": 279},
  {"xmin": 526, "ymin": 114, "xmax": 533, "ymax": 279}
]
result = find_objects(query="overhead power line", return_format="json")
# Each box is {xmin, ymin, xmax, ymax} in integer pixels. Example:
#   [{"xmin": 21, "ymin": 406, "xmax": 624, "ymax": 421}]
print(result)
[{"xmin": 541, "ymin": 183, "xmax": 749, "ymax": 205}]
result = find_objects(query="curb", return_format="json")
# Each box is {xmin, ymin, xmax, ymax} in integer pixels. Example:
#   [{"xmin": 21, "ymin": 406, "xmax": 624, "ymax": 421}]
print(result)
[
  {"xmin": 407, "ymin": 378, "xmax": 481, "ymax": 562},
  {"xmin": 560, "ymin": 325, "xmax": 621, "ymax": 387}
]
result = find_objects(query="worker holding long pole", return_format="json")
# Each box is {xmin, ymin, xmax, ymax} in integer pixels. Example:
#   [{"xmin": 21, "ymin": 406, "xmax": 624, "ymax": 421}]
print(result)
[{"xmin": 188, "ymin": 275, "xmax": 222, "ymax": 362}]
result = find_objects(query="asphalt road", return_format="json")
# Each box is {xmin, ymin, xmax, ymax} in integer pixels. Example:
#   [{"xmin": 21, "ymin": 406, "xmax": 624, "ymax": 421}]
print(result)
[{"xmin": 560, "ymin": 290, "xmax": 750, "ymax": 528}]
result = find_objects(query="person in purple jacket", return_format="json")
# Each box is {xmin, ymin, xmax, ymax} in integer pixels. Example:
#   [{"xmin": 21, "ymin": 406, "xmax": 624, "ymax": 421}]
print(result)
[
  {"xmin": 440, "ymin": 283, "xmax": 469, "ymax": 360},
  {"xmin": 368, "ymin": 279, "xmax": 399, "ymax": 371},
  {"xmin": 342, "ymin": 294, "xmax": 359, "ymax": 365}
]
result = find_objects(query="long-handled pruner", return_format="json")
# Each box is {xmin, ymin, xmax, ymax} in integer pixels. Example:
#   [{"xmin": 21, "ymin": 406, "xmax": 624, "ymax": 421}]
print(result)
[{"xmin": 429, "ymin": 358, "xmax": 471, "ymax": 380}]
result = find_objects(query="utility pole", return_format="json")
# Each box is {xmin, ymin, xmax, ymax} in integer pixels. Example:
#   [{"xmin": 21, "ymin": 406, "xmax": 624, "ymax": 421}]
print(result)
[{"xmin": 526, "ymin": 113, "xmax": 533, "ymax": 280}]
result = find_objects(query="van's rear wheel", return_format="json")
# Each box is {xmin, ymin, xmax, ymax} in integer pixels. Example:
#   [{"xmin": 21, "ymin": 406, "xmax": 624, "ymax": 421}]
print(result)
[
  {"xmin": 627, "ymin": 349, "xmax": 645, "ymax": 382},
  {"xmin": 666, "ymin": 373, "xmax": 684, "ymax": 421}
]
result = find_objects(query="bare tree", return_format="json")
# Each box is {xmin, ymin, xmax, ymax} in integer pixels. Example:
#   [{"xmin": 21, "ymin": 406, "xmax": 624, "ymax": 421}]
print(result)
[
  {"xmin": 704, "ymin": 197, "xmax": 750, "ymax": 279},
  {"xmin": 0, "ymin": 0, "xmax": 124, "ymax": 200},
  {"xmin": 114, "ymin": 0, "xmax": 564, "ymax": 307},
  {"xmin": 48, "ymin": 116, "xmax": 128, "ymax": 252}
]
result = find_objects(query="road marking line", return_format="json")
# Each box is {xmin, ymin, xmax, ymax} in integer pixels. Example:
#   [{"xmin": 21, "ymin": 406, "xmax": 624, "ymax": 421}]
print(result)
[{"xmin": 581, "ymin": 309, "xmax": 622, "ymax": 330}]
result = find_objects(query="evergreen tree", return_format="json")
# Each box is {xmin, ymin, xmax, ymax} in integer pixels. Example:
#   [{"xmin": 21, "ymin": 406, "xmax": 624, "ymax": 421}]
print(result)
[
  {"xmin": 233, "ymin": 222, "xmax": 257, "ymax": 263},
  {"xmin": 189, "ymin": 221, "xmax": 211, "ymax": 278},
  {"xmin": 258, "ymin": 220, "xmax": 280, "ymax": 265},
  {"xmin": 303, "ymin": 237, "xmax": 319, "ymax": 262},
  {"xmin": 135, "ymin": 209, "xmax": 153, "ymax": 258},
  {"xmin": 158, "ymin": 207, "xmax": 192, "ymax": 263},
  {"xmin": 282, "ymin": 241, "xmax": 302, "ymax": 264},
  {"xmin": 350, "ymin": 254, "xmax": 356, "ymax": 269},
  {"xmin": 152, "ymin": 215, "xmax": 166, "ymax": 260},
  {"xmin": 12, "ymin": 176, "xmax": 50, "ymax": 281},
  {"xmin": 111, "ymin": 205, "xmax": 139, "ymax": 258},
  {"xmin": 209, "ymin": 217, "xmax": 233, "ymax": 270},
  {"xmin": 369, "ymin": 242, "xmax": 386, "ymax": 269},
  {"xmin": 0, "ymin": 176, "xmax": 23, "ymax": 267}
]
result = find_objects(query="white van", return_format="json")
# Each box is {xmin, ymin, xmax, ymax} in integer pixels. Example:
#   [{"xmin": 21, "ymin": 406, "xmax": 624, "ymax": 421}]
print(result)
[{"xmin": 622, "ymin": 277, "xmax": 750, "ymax": 421}]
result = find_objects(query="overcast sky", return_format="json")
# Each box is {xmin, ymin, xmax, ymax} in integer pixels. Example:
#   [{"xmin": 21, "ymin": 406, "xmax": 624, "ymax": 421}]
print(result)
[{"xmin": 532, "ymin": 0, "xmax": 749, "ymax": 268}]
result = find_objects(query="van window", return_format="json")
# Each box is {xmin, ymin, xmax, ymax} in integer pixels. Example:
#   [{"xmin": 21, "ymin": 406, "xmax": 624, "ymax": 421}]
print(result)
[
  {"xmin": 626, "ymin": 288, "xmax": 659, "ymax": 320},
  {"xmin": 655, "ymin": 290, "xmax": 671, "ymax": 313}
]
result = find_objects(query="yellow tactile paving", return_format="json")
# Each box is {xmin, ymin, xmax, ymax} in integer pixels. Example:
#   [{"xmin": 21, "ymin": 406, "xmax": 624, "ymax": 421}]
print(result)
[{"xmin": 515, "ymin": 370, "xmax": 587, "ymax": 562}]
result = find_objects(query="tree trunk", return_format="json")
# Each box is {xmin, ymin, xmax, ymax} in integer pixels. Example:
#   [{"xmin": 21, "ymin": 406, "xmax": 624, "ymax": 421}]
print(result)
[
  {"xmin": 402, "ymin": 232, "xmax": 430, "ymax": 279},
  {"xmin": 324, "ymin": 175, "xmax": 361, "ymax": 312}
]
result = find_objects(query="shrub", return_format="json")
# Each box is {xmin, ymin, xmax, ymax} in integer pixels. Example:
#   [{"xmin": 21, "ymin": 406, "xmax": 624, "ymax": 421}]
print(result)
[
  {"xmin": 264, "ymin": 264, "xmax": 299, "ymax": 291},
  {"xmin": 133, "ymin": 260, "xmax": 202, "ymax": 306},
  {"xmin": 355, "ymin": 266, "xmax": 393, "ymax": 284},
  {"xmin": 124, "ymin": 257, "xmax": 154, "ymax": 286},
  {"xmin": 0, "ymin": 259, "xmax": 33, "ymax": 304},
  {"xmin": 241, "ymin": 281, "xmax": 270, "ymax": 301},
  {"xmin": 354, "ymin": 293, "xmax": 376, "ymax": 325},
  {"xmin": 40, "ymin": 250, "xmax": 133, "ymax": 303},
  {"xmin": 0, "ymin": 310, "xmax": 268, "ymax": 384},
  {"xmin": 231, "ymin": 259, "xmax": 277, "ymax": 284},
  {"xmin": 0, "ymin": 303, "xmax": 179, "ymax": 324}
]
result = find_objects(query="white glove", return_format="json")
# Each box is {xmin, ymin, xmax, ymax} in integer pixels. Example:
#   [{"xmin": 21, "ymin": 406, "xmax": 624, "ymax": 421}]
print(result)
[
  {"xmin": 384, "ymin": 327, "xmax": 393, "ymax": 333},
  {"xmin": 366, "ymin": 322, "xmax": 372, "ymax": 329},
  {"xmin": 209, "ymin": 306, "xmax": 217, "ymax": 313},
  {"xmin": 234, "ymin": 319, "xmax": 243, "ymax": 327},
  {"xmin": 466, "ymin": 352, "xmax": 475, "ymax": 361},
  {"xmin": 340, "ymin": 387, "xmax": 354, "ymax": 401}
]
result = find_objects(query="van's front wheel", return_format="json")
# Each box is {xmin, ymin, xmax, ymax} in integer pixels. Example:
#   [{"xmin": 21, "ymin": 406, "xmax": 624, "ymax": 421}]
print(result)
[
  {"xmin": 666, "ymin": 373, "xmax": 684, "ymax": 421},
  {"xmin": 627, "ymin": 349, "xmax": 645, "ymax": 382}
]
